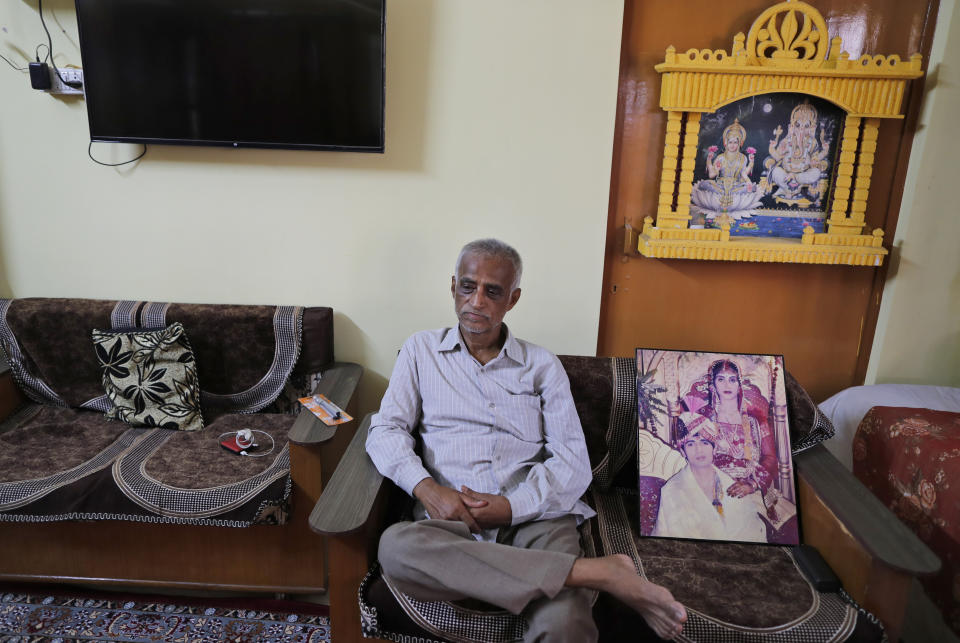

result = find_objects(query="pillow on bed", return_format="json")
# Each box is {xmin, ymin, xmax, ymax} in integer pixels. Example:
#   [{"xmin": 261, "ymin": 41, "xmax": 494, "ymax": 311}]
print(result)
[
  {"xmin": 785, "ymin": 371, "xmax": 834, "ymax": 454},
  {"xmin": 93, "ymin": 322, "xmax": 204, "ymax": 431}
]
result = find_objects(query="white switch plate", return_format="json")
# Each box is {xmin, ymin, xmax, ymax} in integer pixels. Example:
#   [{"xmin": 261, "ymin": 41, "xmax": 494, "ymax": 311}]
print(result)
[{"xmin": 47, "ymin": 67, "xmax": 83, "ymax": 96}]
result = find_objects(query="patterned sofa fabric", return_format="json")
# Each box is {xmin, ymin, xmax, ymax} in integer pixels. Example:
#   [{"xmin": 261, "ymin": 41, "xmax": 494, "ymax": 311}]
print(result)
[
  {"xmin": 0, "ymin": 298, "xmax": 129, "ymax": 407},
  {"xmin": 784, "ymin": 370, "xmax": 836, "ymax": 454},
  {"xmin": 853, "ymin": 406, "xmax": 960, "ymax": 637},
  {"xmin": 360, "ymin": 356, "xmax": 882, "ymax": 643},
  {"xmin": 0, "ymin": 298, "xmax": 334, "ymax": 526},
  {"xmin": 585, "ymin": 487, "xmax": 879, "ymax": 642}
]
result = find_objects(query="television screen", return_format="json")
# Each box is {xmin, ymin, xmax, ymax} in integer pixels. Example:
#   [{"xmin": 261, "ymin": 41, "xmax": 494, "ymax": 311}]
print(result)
[{"xmin": 75, "ymin": 0, "xmax": 385, "ymax": 152}]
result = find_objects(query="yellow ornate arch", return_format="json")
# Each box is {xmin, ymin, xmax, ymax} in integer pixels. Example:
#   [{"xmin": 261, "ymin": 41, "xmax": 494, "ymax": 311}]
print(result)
[
  {"xmin": 635, "ymin": 0, "xmax": 924, "ymax": 266},
  {"xmin": 747, "ymin": 1, "xmax": 830, "ymax": 67}
]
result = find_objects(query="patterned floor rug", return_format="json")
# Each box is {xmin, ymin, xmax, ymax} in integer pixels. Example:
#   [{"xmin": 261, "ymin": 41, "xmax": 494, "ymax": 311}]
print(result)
[{"xmin": 0, "ymin": 585, "xmax": 331, "ymax": 642}]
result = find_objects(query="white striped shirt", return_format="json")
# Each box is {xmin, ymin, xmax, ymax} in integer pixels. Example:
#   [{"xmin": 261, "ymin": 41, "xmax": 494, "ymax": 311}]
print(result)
[{"xmin": 366, "ymin": 326, "xmax": 595, "ymax": 541}]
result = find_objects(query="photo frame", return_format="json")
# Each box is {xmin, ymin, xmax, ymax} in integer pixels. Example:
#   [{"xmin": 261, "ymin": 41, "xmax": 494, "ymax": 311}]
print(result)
[
  {"xmin": 636, "ymin": 349, "xmax": 799, "ymax": 545},
  {"xmin": 632, "ymin": 0, "xmax": 924, "ymax": 265}
]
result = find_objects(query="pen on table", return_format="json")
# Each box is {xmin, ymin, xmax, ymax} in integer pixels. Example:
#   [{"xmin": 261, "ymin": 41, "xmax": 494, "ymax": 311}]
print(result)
[{"xmin": 314, "ymin": 396, "xmax": 342, "ymax": 420}]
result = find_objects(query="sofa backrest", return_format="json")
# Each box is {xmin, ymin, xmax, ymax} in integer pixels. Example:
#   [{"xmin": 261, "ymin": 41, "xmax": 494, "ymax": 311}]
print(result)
[
  {"xmin": 0, "ymin": 298, "xmax": 333, "ymax": 413},
  {"xmin": 558, "ymin": 355, "xmax": 636, "ymax": 490}
]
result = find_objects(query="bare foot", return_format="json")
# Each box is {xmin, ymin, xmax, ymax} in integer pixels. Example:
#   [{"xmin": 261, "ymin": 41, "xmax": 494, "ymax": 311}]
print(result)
[{"xmin": 567, "ymin": 554, "xmax": 686, "ymax": 639}]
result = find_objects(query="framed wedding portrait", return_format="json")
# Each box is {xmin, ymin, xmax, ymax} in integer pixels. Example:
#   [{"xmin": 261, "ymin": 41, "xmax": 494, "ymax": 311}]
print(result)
[{"xmin": 636, "ymin": 349, "xmax": 799, "ymax": 546}]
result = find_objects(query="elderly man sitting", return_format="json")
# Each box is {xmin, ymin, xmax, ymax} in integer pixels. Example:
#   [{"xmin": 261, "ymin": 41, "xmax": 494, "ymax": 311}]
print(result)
[{"xmin": 366, "ymin": 238, "xmax": 687, "ymax": 642}]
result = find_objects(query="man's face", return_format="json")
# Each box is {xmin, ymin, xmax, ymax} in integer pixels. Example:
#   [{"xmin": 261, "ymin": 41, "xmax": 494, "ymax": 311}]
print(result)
[
  {"xmin": 681, "ymin": 435, "xmax": 715, "ymax": 470},
  {"xmin": 451, "ymin": 252, "xmax": 521, "ymax": 337}
]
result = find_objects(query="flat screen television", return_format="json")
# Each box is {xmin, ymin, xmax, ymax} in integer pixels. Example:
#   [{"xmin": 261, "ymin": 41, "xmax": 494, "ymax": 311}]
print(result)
[{"xmin": 75, "ymin": 0, "xmax": 385, "ymax": 152}]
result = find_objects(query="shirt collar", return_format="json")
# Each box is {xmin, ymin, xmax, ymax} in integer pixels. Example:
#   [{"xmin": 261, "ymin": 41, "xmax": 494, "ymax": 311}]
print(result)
[
  {"xmin": 500, "ymin": 325, "xmax": 524, "ymax": 365},
  {"xmin": 438, "ymin": 324, "xmax": 525, "ymax": 365},
  {"xmin": 438, "ymin": 327, "xmax": 462, "ymax": 352}
]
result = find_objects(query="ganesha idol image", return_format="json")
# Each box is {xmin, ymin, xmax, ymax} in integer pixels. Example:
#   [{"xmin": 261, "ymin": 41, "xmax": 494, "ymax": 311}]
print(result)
[
  {"xmin": 764, "ymin": 100, "xmax": 832, "ymax": 208},
  {"xmin": 690, "ymin": 119, "xmax": 765, "ymax": 223}
]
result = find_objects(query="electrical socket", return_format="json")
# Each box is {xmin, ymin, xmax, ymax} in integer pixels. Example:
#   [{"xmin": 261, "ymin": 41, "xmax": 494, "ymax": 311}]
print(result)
[{"xmin": 47, "ymin": 67, "xmax": 83, "ymax": 96}]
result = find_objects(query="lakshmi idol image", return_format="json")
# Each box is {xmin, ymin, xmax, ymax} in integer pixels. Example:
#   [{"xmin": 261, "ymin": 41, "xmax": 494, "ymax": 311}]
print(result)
[{"xmin": 690, "ymin": 119, "xmax": 765, "ymax": 222}]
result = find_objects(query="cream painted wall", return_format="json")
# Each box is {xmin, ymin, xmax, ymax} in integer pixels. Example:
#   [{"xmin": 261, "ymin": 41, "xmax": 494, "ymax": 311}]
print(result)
[
  {"xmin": 0, "ymin": 1, "xmax": 624, "ymax": 414},
  {"xmin": 866, "ymin": 0, "xmax": 960, "ymax": 387}
]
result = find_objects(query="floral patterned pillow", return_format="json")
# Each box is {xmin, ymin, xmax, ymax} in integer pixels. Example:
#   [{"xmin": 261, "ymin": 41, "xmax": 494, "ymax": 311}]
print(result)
[{"xmin": 92, "ymin": 322, "xmax": 204, "ymax": 431}]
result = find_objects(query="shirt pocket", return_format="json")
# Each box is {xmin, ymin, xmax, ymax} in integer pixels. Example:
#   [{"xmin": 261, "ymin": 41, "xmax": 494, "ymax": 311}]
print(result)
[{"xmin": 501, "ymin": 393, "xmax": 543, "ymax": 442}]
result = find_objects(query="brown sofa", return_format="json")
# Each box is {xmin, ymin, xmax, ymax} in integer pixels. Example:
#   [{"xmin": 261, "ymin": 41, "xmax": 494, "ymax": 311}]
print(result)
[
  {"xmin": 0, "ymin": 298, "xmax": 361, "ymax": 608},
  {"xmin": 313, "ymin": 356, "xmax": 940, "ymax": 642}
]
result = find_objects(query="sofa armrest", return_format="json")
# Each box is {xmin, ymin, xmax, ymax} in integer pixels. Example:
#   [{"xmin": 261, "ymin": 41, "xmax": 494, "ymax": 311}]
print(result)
[
  {"xmin": 289, "ymin": 362, "xmax": 362, "ymax": 445},
  {"xmin": 310, "ymin": 413, "xmax": 393, "ymax": 643},
  {"xmin": 795, "ymin": 443, "xmax": 940, "ymax": 641},
  {"xmin": 309, "ymin": 414, "xmax": 388, "ymax": 535},
  {"xmin": 796, "ymin": 444, "xmax": 939, "ymax": 575}
]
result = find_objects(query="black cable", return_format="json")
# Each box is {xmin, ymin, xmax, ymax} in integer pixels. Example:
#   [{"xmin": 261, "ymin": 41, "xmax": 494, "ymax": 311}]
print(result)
[
  {"xmin": 88, "ymin": 142, "xmax": 148, "ymax": 167},
  {"xmin": 38, "ymin": 0, "xmax": 77, "ymax": 87},
  {"xmin": 35, "ymin": 43, "xmax": 49, "ymax": 63},
  {"xmin": 0, "ymin": 51, "xmax": 27, "ymax": 72}
]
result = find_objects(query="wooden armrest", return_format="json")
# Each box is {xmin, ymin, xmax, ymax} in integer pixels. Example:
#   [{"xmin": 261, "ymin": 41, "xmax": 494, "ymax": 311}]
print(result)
[
  {"xmin": 313, "ymin": 413, "xmax": 392, "ymax": 643},
  {"xmin": 796, "ymin": 444, "xmax": 939, "ymax": 576},
  {"xmin": 796, "ymin": 444, "xmax": 940, "ymax": 642},
  {"xmin": 309, "ymin": 414, "xmax": 387, "ymax": 535},
  {"xmin": 289, "ymin": 362, "xmax": 363, "ymax": 445}
]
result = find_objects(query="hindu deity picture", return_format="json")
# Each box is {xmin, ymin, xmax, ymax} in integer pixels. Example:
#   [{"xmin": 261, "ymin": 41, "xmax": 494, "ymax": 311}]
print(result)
[
  {"xmin": 689, "ymin": 94, "xmax": 843, "ymax": 238},
  {"xmin": 636, "ymin": 349, "xmax": 799, "ymax": 545}
]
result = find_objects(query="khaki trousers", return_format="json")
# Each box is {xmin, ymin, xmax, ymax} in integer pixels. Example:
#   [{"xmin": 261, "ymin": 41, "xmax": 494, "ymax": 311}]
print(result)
[{"xmin": 378, "ymin": 515, "xmax": 598, "ymax": 643}]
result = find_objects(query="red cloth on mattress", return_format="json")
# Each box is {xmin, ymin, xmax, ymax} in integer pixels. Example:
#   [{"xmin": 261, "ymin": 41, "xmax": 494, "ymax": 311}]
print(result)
[{"xmin": 853, "ymin": 406, "xmax": 960, "ymax": 635}]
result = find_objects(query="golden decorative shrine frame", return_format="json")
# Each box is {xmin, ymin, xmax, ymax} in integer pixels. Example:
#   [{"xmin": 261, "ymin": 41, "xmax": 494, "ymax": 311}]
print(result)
[{"xmin": 634, "ymin": 0, "xmax": 924, "ymax": 266}]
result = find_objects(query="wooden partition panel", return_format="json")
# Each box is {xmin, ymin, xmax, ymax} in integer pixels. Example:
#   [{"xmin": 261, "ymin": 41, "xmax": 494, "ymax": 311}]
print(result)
[{"xmin": 598, "ymin": 0, "xmax": 939, "ymax": 402}]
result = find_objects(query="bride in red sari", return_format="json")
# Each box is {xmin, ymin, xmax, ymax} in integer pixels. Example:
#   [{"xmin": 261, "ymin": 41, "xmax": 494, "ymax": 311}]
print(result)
[{"xmin": 686, "ymin": 359, "xmax": 778, "ymax": 499}]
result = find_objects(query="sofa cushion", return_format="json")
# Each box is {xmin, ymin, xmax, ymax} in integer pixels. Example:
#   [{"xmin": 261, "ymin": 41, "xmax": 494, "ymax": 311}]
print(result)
[
  {"xmin": 0, "ymin": 403, "xmax": 295, "ymax": 526},
  {"xmin": 586, "ymin": 487, "xmax": 882, "ymax": 642},
  {"xmin": 93, "ymin": 323, "xmax": 204, "ymax": 432},
  {"xmin": 360, "ymin": 565, "xmax": 525, "ymax": 643},
  {"xmin": 0, "ymin": 406, "xmax": 137, "ymax": 490},
  {"xmin": 111, "ymin": 412, "xmax": 294, "ymax": 522}
]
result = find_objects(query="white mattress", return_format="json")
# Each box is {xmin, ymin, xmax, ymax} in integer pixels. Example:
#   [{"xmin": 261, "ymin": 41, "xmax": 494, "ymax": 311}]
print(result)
[{"xmin": 818, "ymin": 384, "xmax": 960, "ymax": 470}]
